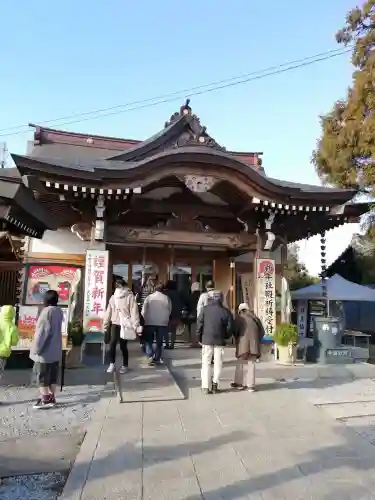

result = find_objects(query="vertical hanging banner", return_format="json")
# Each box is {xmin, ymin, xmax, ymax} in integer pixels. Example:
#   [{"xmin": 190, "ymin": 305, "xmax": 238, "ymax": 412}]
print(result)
[
  {"xmin": 297, "ymin": 300, "xmax": 308, "ymax": 338},
  {"xmin": 83, "ymin": 249, "xmax": 109, "ymax": 333},
  {"xmin": 255, "ymin": 258, "xmax": 276, "ymax": 342},
  {"xmin": 240, "ymin": 273, "xmax": 253, "ymax": 307}
]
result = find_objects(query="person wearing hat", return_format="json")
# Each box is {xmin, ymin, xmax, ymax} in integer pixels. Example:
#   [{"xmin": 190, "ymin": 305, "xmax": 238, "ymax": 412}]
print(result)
[
  {"xmin": 232, "ymin": 303, "xmax": 264, "ymax": 392},
  {"xmin": 196, "ymin": 290, "xmax": 233, "ymax": 394}
]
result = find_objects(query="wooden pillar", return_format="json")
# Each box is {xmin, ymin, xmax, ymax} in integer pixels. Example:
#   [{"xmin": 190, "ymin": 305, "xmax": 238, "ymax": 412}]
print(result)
[
  {"xmin": 127, "ymin": 262, "xmax": 132, "ymax": 290},
  {"xmin": 253, "ymin": 231, "xmax": 263, "ymax": 314},
  {"xmin": 229, "ymin": 259, "xmax": 235, "ymax": 313},
  {"xmin": 213, "ymin": 257, "xmax": 233, "ymax": 311},
  {"xmin": 168, "ymin": 245, "xmax": 175, "ymax": 280},
  {"xmin": 191, "ymin": 263, "xmax": 197, "ymax": 284}
]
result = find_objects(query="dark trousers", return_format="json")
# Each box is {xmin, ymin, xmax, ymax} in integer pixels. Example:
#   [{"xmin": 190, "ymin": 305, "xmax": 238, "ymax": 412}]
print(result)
[
  {"xmin": 108, "ymin": 324, "xmax": 129, "ymax": 366},
  {"xmin": 167, "ymin": 319, "xmax": 179, "ymax": 347},
  {"xmin": 144, "ymin": 325, "xmax": 168, "ymax": 362}
]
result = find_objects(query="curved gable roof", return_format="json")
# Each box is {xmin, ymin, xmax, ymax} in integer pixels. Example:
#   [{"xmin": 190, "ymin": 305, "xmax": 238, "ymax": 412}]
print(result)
[{"xmin": 11, "ymin": 146, "xmax": 357, "ymax": 204}]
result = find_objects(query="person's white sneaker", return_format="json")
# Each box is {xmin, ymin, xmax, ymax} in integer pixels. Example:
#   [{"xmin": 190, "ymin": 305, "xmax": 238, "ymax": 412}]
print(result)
[
  {"xmin": 107, "ymin": 363, "xmax": 115, "ymax": 373},
  {"xmin": 119, "ymin": 366, "xmax": 128, "ymax": 374}
]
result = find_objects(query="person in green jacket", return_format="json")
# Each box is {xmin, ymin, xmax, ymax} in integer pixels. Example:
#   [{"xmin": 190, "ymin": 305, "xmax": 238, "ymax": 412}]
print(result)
[{"xmin": 0, "ymin": 306, "xmax": 19, "ymax": 376}]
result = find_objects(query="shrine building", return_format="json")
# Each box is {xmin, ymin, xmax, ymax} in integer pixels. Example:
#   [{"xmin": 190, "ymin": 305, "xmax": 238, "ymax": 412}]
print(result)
[{"xmin": 2, "ymin": 100, "xmax": 369, "ymax": 342}]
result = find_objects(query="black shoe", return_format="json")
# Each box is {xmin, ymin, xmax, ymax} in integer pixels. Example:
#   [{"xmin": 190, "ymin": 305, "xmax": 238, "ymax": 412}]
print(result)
[
  {"xmin": 33, "ymin": 397, "xmax": 54, "ymax": 409},
  {"xmin": 212, "ymin": 383, "xmax": 220, "ymax": 394},
  {"xmin": 201, "ymin": 388, "xmax": 212, "ymax": 395}
]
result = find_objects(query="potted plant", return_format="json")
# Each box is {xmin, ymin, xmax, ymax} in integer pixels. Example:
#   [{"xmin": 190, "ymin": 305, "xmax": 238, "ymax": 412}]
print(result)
[
  {"xmin": 66, "ymin": 318, "xmax": 85, "ymax": 367},
  {"xmin": 273, "ymin": 323, "xmax": 299, "ymax": 365}
]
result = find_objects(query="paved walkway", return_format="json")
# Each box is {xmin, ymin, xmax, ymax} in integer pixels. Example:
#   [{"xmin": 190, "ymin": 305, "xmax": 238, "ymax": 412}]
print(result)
[{"xmin": 62, "ymin": 347, "xmax": 375, "ymax": 499}]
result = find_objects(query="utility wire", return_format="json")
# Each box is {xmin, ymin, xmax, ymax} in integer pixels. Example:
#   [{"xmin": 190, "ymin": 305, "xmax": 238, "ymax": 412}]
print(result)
[
  {"xmin": 0, "ymin": 46, "xmax": 351, "ymax": 138},
  {"xmin": 0, "ymin": 46, "xmax": 348, "ymax": 134}
]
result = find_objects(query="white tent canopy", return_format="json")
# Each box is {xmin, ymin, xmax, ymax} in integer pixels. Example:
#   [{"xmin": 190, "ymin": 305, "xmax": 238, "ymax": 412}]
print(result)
[{"xmin": 292, "ymin": 274, "xmax": 375, "ymax": 302}]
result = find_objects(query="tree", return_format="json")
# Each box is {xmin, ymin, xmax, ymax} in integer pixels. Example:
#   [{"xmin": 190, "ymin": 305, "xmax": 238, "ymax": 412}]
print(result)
[
  {"xmin": 312, "ymin": 0, "xmax": 375, "ymax": 193},
  {"xmin": 285, "ymin": 244, "xmax": 319, "ymax": 290}
]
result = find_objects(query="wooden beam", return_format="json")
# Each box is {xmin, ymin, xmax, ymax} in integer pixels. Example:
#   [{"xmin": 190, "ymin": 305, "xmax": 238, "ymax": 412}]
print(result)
[
  {"xmin": 0, "ymin": 261, "xmax": 23, "ymax": 269},
  {"xmin": 127, "ymin": 199, "xmax": 235, "ymax": 218},
  {"xmin": 107, "ymin": 226, "xmax": 256, "ymax": 249},
  {"xmin": 24, "ymin": 252, "xmax": 85, "ymax": 266}
]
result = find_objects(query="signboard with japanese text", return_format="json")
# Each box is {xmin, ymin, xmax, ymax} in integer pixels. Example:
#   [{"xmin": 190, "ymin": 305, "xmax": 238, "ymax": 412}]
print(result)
[
  {"xmin": 240, "ymin": 273, "xmax": 253, "ymax": 308},
  {"xmin": 16, "ymin": 305, "xmax": 68, "ymax": 349},
  {"xmin": 16, "ymin": 306, "xmax": 39, "ymax": 349},
  {"xmin": 297, "ymin": 300, "xmax": 308, "ymax": 338},
  {"xmin": 25, "ymin": 265, "xmax": 80, "ymax": 307},
  {"xmin": 255, "ymin": 258, "xmax": 276, "ymax": 342},
  {"xmin": 83, "ymin": 250, "xmax": 109, "ymax": 334}
]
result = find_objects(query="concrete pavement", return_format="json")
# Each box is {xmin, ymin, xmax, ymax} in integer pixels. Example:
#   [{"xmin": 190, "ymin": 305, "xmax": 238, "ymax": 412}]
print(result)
[{"xmin": 61, "ymin": 347, "xmax": 375, "ymax": 499}]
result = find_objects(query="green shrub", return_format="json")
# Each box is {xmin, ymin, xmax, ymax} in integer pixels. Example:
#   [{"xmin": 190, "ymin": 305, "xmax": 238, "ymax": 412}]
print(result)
[
  {"xmin": 273, "ymin": 323, "xmax": 299, "ymax": 347},
  {"xmin": 68, "ymin": 318, "xmax": 85, "ymax": 346}
]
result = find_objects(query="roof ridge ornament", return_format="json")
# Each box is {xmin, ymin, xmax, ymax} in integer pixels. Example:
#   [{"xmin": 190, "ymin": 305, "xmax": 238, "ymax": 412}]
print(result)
[
  {"xmin": 168, "ymin": 102, "xmax": 227, "ymax": 151},
  {"xmin": 164, "ymin": 99, "xmax": 192, "ymax": 128}
]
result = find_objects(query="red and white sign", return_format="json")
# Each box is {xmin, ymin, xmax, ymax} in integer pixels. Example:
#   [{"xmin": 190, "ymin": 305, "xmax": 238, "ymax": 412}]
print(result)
[
  {"xmin": 83, "ymin": 250, "xmax": 109, "ymax": 333},
  {"xmin": 17, "ymin": 306, "xmax": 38, "ymax": 348},
  {"xmin": 255, "ymin": 258, "xmax": 276, "ymax": 341},
  {"xmin": 25, "ymin": 265, "xmax": 80, "ymax": 306},
  {"xmin": 17, "ymin": 305, "xmax": 68, "ymax": 349}
]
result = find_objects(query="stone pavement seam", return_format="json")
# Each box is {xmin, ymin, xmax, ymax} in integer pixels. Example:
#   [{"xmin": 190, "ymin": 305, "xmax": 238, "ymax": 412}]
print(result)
[
  {"xmin": 209, "ymin": 398, "xmax": 255, "ymax": 484},
  {"xmin": 60, "ymin": 395, "xmax": 113, "ymax": 500},
  {"xmin": 176, "ymin": 404, "xmax": 204, "ymax": 499},
  {"xmin": 140, "ymin": 402, "xmax": 144, "ymax": 500},
  {"xmin": 164, "ymin": 359, "xmax": 186, "ymax": 401}
]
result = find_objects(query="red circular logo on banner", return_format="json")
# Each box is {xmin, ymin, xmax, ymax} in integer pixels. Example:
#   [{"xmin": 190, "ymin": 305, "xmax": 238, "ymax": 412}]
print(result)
[{"xmin": 259, "ymin": 260, "xmax": 274, "ymax": 276}]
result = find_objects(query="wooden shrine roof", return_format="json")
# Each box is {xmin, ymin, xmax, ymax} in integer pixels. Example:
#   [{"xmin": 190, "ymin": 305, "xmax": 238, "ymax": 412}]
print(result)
[
  {"xmin": 0, "ymin": 176, "xmax": 57, "ymax": 238},
  {"xmin": 9, "ymin": 100, "xmax": 358, "ymax": 206}
]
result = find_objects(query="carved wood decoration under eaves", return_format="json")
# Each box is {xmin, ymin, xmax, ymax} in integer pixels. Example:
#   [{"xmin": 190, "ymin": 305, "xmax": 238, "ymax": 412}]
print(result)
[
  {"xmin": 183, "ymin": 175, "xmax": 217, "ymax": 193},
  {"xmin": 106, "ymin": 226, "xmax": 255, "ymax": 249},
  {"xmin": 155, "ymin": 213, "xmax": 212, "ymax": 232}
]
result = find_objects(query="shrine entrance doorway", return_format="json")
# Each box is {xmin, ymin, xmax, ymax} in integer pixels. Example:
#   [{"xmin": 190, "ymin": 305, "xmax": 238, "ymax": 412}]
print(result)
[{"xmin": 109, "ymin": 244, "xmax": 236, "ymax": 312}]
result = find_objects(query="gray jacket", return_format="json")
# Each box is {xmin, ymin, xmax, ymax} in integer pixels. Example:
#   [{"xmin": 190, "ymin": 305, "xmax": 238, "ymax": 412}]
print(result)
[
  {"xmin": 30, "ymin": 306, "xmax": 63, "ymax": 364},
  {"xmin": 141, "ymin": 291, "xmax": 171, "ymax": 326},
  {"xmin": 197, "ymin": 289, "xmax": 222, "ymax": 317}
]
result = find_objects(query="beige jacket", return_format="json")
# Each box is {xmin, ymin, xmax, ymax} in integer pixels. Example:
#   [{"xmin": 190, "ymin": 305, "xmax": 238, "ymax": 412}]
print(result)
[{"xmin": 103, "ymin": 287, "xmax": 140, "ymax": 332}]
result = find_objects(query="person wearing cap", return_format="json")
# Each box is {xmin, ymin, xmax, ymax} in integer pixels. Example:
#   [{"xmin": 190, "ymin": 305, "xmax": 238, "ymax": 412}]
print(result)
[
  {"xmin": 196, "ymin": 290, "xmax": 233, "ymax": 394},
  {"xmin": 232, "ymin": 303, "xmax": 264, "ymax": 392}
]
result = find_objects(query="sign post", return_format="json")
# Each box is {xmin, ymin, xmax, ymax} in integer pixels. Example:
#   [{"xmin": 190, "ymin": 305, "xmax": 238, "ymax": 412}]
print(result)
[
  {"xmin": 83, "ymin": 249, "xmax": 109, "ymax": 333},
  {"xmin": 255, "ymin": 258, "xmax": 276, "ymax": 343},
  {"xmin": 240, "ymin": 273, "xmax": 253, "ymax": 308},
  {"xmin": 296, "ymin": 300, "xmax": 308, "ymax": 338}
]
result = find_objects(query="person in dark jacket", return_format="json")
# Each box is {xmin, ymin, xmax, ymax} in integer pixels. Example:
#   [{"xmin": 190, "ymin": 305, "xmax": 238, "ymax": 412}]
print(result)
[
  {"xmin": 231, "ymin": 303, "xmax": 264, "ymax": 392},
  {"xmin": 164, "ymin": 280, "xmax": 183, "ymax": 349},
  {"xmin": 196, "ymin": 290, "xmax": 233, "ymax": 394},
  {"xmin": 186, "ymin": 282, "xmax": 201, "ymax": 347}
]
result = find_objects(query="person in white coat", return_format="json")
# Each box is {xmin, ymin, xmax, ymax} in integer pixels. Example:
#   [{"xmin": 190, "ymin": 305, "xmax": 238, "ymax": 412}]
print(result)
[{"xmin": 103, "ymin": 279, "xmax": 140, "ymax": 374}]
